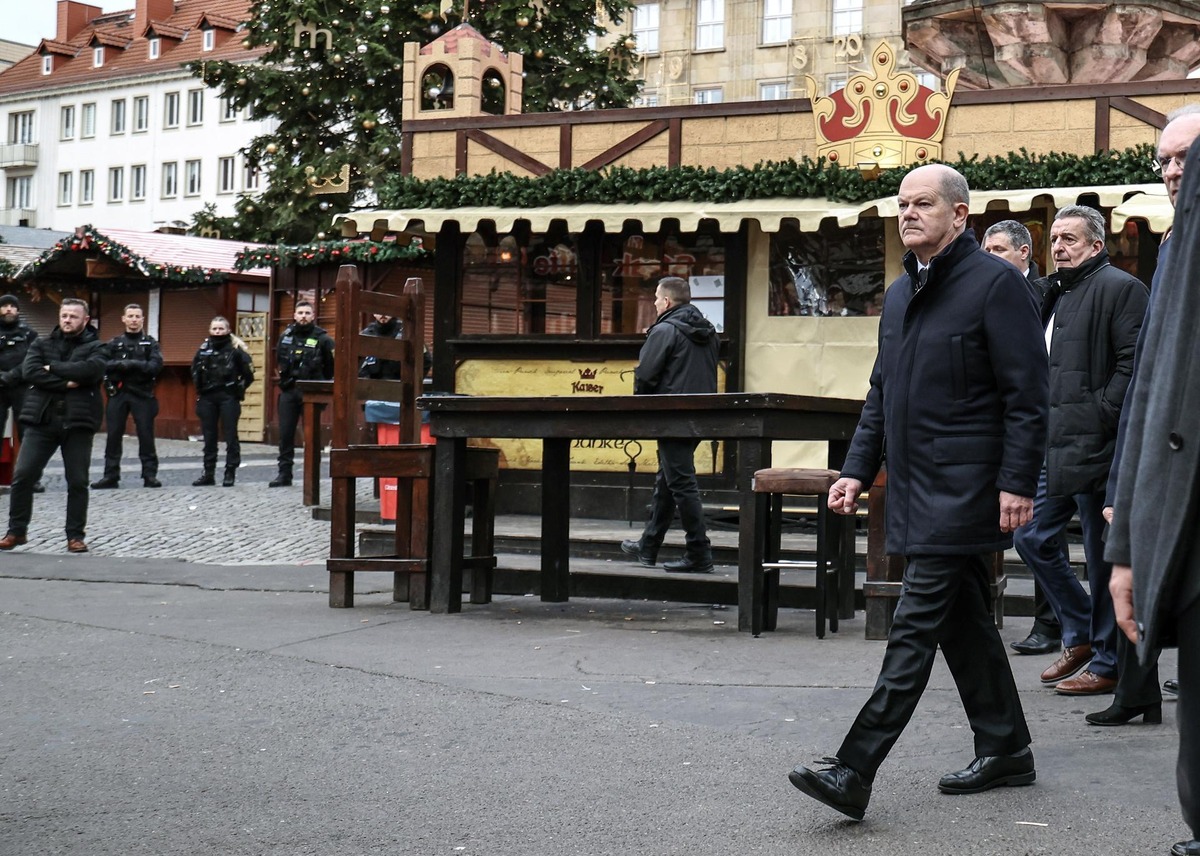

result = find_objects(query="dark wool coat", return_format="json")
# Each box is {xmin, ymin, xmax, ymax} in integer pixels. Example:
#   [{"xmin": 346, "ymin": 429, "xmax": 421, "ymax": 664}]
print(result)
[
  {"xmin": 1106, "ymin": 136, "xmax": 1200, "ymax": 659},
  {"xmin": 633, "ymin": 303, "xmax": 719, "ymax": 395},
  {"xmin": 1035, "ymin": 250, "xmax": 1147, "ymax": 497},
  {"xmin": 19, "ymin": 325, "xmax": 106, "ymax": 431},
  {"xmin": 840, "ymin": 230, "xmax": 1049, "ymax": 556}
]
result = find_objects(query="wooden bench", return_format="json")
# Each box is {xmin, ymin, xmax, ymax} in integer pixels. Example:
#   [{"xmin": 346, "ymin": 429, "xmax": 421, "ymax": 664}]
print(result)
[
  {"xmin": 863, "ymin": 469, "xmax": 1006, "ymax": 640},
  {"xmin": 325, "ymin": 264, "xmax": 498, "ymax": 608},
  {"xmin": 751, "ymin": 467, "xmax": 857, "ymax": 638}
]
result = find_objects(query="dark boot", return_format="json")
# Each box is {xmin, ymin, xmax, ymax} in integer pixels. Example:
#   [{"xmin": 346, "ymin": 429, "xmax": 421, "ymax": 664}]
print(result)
[
  {"xmin": 268, "ymin": 471, "xmax": 292, "ymax": 488},
  {"xmin": 192, "ymin": 471, "xmax": 215, "ymax": 486},
  {"xmin": 222, "ymin": 467, "xmax": 236, "ymax": 487}
]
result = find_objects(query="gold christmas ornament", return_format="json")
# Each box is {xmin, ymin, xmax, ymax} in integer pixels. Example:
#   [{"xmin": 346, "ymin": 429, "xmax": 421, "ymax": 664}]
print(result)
[
  {"xmin": 301, "ymin": 87, "xmax": 310, "ymax": 96},
  {"xmin": 237, "ymin": 77, "xmax": 247, "ymax": 86},
  {"xmin": 624, "ymin": 36, "xmax": 636, "ymax": 50},
  {"xmin": 534, "ymin": 48, "xmax": 544, "ymax": 58},
  {"xmin": 362, "ymin": 118, "xmax": 377, "ymax": 129},
  {"xmin": 265, "ymin": 142, "xmax": 278, "ymax": 154},
  {"xmin": 516, "ymin": 14, "xmax": 529, "ymax": 26},
  {"xmin": 331, "ymin": 53, "xmax": 343, "ymax": 63}
]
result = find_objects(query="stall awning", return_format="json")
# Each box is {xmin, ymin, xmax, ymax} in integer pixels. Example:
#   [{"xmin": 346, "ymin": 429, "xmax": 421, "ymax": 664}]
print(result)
[
  {"xmin": 335, "ymin": 183, "xmax": 1165, "ymax": 236},
  {"xmin": 1110, "ymin": 186, "xmax": 1173, "ymax": 234}
]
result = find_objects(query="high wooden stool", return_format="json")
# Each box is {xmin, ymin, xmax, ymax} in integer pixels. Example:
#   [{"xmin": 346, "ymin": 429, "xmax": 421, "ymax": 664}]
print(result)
[{"xmin": 751, "ymin": 467, "xmax": 856, "ymax": 638}]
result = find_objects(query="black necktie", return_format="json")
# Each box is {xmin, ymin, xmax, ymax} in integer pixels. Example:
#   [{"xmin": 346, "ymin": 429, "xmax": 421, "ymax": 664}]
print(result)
[{"xmin": 916, "ymin": 268, "xmax": 929, "ymax": 291}]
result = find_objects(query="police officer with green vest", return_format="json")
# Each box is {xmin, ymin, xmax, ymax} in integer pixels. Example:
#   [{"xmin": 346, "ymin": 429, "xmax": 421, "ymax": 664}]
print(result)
[{"xmin": 270, "ymin": 300, "xmax": 333, "ymax": 487}]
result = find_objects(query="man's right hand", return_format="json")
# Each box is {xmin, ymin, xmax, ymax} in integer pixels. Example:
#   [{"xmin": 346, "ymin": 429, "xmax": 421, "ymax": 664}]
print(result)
[
  {"xmin": 1111, "ymin": 564, "xmax": 1137, "ymax": 643},
  {"xmin": 828, "ymin": 477, "xmax": 863, "ymax": 515}
]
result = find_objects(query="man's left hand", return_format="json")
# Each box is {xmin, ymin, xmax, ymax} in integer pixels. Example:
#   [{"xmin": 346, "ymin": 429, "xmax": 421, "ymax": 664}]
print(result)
[
  {"xmin": 1111, "ymin": 564, "xmax": 1138, "ymax": 643},
  {"xmin": 998, "ymin": 491, "xmax": 1033, "ymax": 532}
]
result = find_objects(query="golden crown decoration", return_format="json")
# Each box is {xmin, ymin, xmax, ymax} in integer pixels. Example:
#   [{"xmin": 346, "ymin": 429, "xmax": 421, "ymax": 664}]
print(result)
[
  {"xmin": 305, "ymin": 163, "xmax": 351, "ymax": 195},
  {"xmin": 805, "ymin": 41, "xmax": 960, "ymax": 175}
]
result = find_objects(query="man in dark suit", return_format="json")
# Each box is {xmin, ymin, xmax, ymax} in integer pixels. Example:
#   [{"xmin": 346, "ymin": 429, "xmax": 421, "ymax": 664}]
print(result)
[
  {"xmin": 982, "ymin": 219, "xmax": 1061, "ymax": 656},
  {"xmin": 1107, "ymin": 131, "xmax": 1200, "ymax": 856},
  {"xmin": 788, "ymin": 164, "xmax": 1048, "ymax": 821}
]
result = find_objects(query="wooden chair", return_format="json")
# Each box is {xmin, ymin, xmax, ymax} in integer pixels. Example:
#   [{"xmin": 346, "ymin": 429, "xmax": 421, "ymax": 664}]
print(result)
[
  {"xmin": 325, "ymin": 264, "xmax": 498, "ymax": 608},
  {"xmin": 751, "ymin": 467, "xmax": 857, "ymax": 638}
]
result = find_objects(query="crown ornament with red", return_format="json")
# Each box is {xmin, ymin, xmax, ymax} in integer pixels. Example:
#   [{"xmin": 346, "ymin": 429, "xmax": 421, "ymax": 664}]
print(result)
[{"xmin": 805, "ymin": 41, "xmax": 960, "ymax": 174}]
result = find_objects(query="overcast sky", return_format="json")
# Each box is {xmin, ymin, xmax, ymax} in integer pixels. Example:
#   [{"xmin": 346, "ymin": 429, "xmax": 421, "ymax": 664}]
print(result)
[{"xmin": 1, "ymin": 0, "xmax": 129, "ymax": 48}]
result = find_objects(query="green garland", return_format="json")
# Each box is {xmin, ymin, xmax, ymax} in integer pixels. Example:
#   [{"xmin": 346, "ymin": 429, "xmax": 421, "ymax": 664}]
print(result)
[
  {"xmin": 19, "ymin": 226, "xmax": 226, "ymax": 285},
  {"xmin": 234, "ymin": 239, "xmax": 429, "ymax": 271},
  {"xmin": 0, "ymin": 259, "xmax": 17, "ymax": 282},
  {"xmin": 375, "ymin": 145, "xmax": 1159, "ymax": 210}
]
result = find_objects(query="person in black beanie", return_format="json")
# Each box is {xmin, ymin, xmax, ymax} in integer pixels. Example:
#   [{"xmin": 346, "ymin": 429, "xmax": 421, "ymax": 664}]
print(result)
[
  {"xmin": 91, "ymin": 304, "xmax": 163, "ymax": 489},
  {"xmin": 0, "ymin": 293, "xmax": 44, "ymax": 494},
  {"xmin": 270, "ymin": 300, "xmax": 333, "ymax": 488}
]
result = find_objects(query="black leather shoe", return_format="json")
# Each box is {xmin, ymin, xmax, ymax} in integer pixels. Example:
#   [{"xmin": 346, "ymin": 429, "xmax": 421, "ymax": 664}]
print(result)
[
  {"xmin": 1085, "ymin": 700, "xmax": 1162, "ymax": 726},
  {"xmin": 1172, "ymin": 840, "xmax": 1200, "ymax": 855},
  {"xmin": 268, "ymin": 476, "xmax": 292, "ymax": 488},
  {"xmin": 90, "ymin": 477, "xmax": 119, "ymax": 489},
  {"xmin": 143, "ymin": 477, "xmax": 162, "ymax": 488},
  {"xmin": 938, "ymin": 748, "xmax": 1036, "ymax": 794},
  {"xmin": 192, "ymin": 473, "xmax": 215, "ymax": 486},
  {"xmin": 222, "ymin": 470, "xmax": 236, "ymax": 487},
  {"xmin": 1010, "ymin": 631, "xmax": 1061, "ymax": 655},
  {"xmin": 1165, "ymin": 679, "xmax": 1179, "ymax": 696},
  {"xmin": 662, "ymin": 557, "xmax": 714, "ymax": 574},
  {"xmin": 619, "ymin": 539, "xmax": 655, "ymax": 567},
  {"xmin": 788, "ymin": 760, "xmax": 871, "ymax": 821}
]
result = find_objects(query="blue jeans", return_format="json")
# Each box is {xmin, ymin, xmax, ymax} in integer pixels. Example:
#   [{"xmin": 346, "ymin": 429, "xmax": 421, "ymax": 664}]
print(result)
[{"xmin": 1013, "ymin": 467, "xmax": 1117, "ymax": 677}]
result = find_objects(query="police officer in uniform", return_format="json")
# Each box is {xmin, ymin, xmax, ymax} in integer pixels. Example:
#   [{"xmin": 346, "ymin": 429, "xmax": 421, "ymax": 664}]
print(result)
[
  {"xmin": 91, "ymin": 304, "xmax": 164, "ymax": 489},
  {"xmin": 191, "ymin": 317, "xmax": 254, "ymax": 487},
  {"xmin": 270, "ymin": 300, "xmax": 333, "ymax": 487},
  {"xmin": 0, "ymin": 294, "xmax": 43, "ymax": 493}
]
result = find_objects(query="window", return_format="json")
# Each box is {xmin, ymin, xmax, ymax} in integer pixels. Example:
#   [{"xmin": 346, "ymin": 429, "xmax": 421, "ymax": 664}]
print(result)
[
  {"xmin": 111, "ymin": 99, "xmax": 126, "ymax": 135},
  {"xmin": 161, "ymin": 162, "xmax": 177, "ymax": 197},
  {"xmin": 80, "ymin": 169, "xmax": 95, "ymax": 204},
  {"xmin": 164, "ymin": 92, "xmax": 180, "ymax": 128},
  {"xmin": 108, "ymin": 166, "xmax": 124, "ymax": 201},
  {"xmin": 218, "ymin": 156, "xmax": 236, "ymax": 193},
  {"xmin": 92, "ymin": 46, "xmax": 104, "ymax": 67},
  {"xmin": 633, "ymin": 4, "xmax": 660, "ymax": 54},
  {"xmin": 696, "ymin": 0, "xmax": 724, "ymax": 50},
  {"xmin": 768, "ymin": 219, "xmax": 885, "ymax": 316},
  {"xmin": 131, "ymin": 164, "xmax": 146, "ymax": 200},
  {"xmin": 202, "ymin": 28, "xmax": 215, "ymax": 51},
  {"xmin": 826, "ymin": 73, "xmax": 848, "ymax": 95},
  {"xmin": 832, "ymin": 0, "xmax": 862, "ymax": 36},
  {"xmin": 637, "ymin": 92, "xmax": 660, "ymax": 107},
  {"xmin": 220, "ymin": 96, "xmax": 238, "ymax": 122},
  {"xmin": 81, "ymin": 103, "xmax": 96, "ymax": 138},
  {"xmin": 915, "ymin": 71, "xmax": 939, "ymax": 90},
  {"xmin": 185, "ymin": 159, "xmax": 202, "ymax": 195},
  {"xmin": 133, "ymin": 96, "xmax": 149, "ymax": 132},
  {"xmin": 148, "ymin": 37, "xmax": 160, "ymax": 59},
  {"xmin": 243, "ymin": 160, "xmax": 261, "ymax": 191},
  {"xmin": 759, "ymin": 81, "xmax": 790, "ymax": 100},
  {"xmin": 60, "ymin": 106, "xmax": 75, "ymax": 140},
  {"xmin": 187, "ymin": 89, "xmax": 204, "ymax": 125},
  {"xmin": 762, "ymin": 0, "xmax": 791, "ymax": 44},
  {"xmin": 58, "ymin": 171, "xmax": 73, "ymax": 205},
  {"xmin": 693, "ymin": 87, "xmax": 723, "ymax": 104},
  {"xmin": 6, "ymin": 175, "xmax": 32, "ymax": 209},
  {"xmin": 7, "ymin": 111, "xmax": 34, "ymax": 144},
  {"xmin": 41, "ymin": 55, "xmax": 52, "ymax": 75}
]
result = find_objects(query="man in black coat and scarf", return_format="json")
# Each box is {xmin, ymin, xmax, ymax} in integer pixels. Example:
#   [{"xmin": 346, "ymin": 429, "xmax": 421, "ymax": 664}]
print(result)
[
  {"xmin": 0, "ymin": 298, "xmax": 106, "ymax": 554},
  {"xmin": 620, "ymin": 276, "xmax": 719, "ymax": 574},
  {"xmin": 1107, "ymin": 131, "xmax": 1200, "ymax": 856},
  {"xmin": 788, "ymin": 164, "xmax": 1048, "ymax": 821}
]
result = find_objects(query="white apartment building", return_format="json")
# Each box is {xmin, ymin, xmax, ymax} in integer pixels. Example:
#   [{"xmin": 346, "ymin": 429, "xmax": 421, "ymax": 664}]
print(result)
[{"xmin": 0, "ymin": 0, "xmax": 273, "ymax": 232}]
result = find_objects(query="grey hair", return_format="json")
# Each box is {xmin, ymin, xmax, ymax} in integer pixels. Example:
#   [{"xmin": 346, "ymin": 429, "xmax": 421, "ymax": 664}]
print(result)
[
  {"xmin": 1166, "ymin": 103, "xmax": 1200, "ymax": 123},
  {"xmin": 983, "ymin": 219, "xmax": 1032, "ymax": 251},
  {"xmin": 1054, "ymin": 205, "xmax": 1106, "ymax": 244},
  {"xmin": 939, "ymin": 169, "xmax": 970, "ymax": 206}
]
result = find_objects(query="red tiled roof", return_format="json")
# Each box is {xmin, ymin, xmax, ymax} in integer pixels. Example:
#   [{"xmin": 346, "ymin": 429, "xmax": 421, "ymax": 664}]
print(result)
[
  {"xmin": 420, "ymin": 24, "xmax": 500, "ymax": 58},
  {"xmin": 193, "ymin": 11, "xmax": 241, "ymax": 30},
  {"xmin": 0, "ymin": 0, "xmax": 265, "ymax": 96},
  {"xmin": 144, "ymin": 21, "xmax": 187, "ymax": 39},
  {"xmin": 89, "ymin": 31, "xmax": 134, "ymax": 49},
  {"xmin": 98, "ymin": 227, "xmax": 268, "ymax": 276}
]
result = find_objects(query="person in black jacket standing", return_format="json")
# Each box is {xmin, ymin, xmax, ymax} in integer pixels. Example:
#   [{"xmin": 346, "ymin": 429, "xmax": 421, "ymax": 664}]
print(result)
[
  {"xmin": 1013, "ymin": 206, "xmax": 1148, "ymax": 699},
  {"xmin": 788, "ymin": 164, "xmax": 1048, "ymax": 820},
  {"xmin": 619, "ymin": 276, "xmax": 719, "ymax": 574},
  {"xmin": 270, "ymin": 301, "xmax": 334, "ymax": 488},
  {"xmin": 91, "ymin": 304, "xmax": 164, "ymax": 490},
  {"xmin": 0, "ymin": 298, "xmax": 106, "ymax": 553},
  {"xmin": 191, "ymin": 317, "xmax": 255, "ymax": 487},
  {"xmin": 0, "ymin": 293, "xmax": 44, "ymax": 494}
]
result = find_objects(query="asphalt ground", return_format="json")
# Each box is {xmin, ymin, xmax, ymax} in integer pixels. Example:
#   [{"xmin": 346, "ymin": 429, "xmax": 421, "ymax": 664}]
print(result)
[{"xmin": 0, "ymin": 436, "xmax": 1187, "ymax": 855}]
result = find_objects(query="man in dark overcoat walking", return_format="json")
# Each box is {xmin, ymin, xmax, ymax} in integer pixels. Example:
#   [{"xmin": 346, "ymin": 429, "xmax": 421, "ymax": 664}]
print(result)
[{"xmin": 788, "ymin": 164, "xmax": 1048, "ymax": 820}]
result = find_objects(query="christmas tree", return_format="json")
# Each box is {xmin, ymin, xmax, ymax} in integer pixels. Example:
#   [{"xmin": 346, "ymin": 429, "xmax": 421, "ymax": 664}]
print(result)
[{"xmin": 190, "ymin": 0, "xmax": 641, "ymax": 244}]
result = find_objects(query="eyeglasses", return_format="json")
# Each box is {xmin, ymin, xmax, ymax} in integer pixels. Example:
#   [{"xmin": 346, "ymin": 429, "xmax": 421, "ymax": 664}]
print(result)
[{"xmin": 1151, "ymin": 152, "xmax": 1187, "ymax": 175}]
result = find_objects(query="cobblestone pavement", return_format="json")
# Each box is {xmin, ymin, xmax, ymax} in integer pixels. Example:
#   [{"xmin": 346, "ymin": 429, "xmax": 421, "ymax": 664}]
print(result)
[{"xmin": 0, "ymin": 435, "xmax": 362, "ymax": 565}]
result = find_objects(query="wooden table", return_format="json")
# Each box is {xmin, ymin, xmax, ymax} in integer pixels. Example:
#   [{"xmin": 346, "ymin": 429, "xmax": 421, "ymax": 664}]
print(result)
[
  {"xmin": 297, "ymin": 380, "xmax": 333, "ymax": 507},
  {"xmin": 420, "ymin": 392, "xmax": 863, "ymax": 635}
]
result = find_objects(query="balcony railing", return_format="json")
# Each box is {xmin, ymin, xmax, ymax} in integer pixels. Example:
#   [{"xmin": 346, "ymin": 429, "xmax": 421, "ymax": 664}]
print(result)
[
  {"xmin": 0, "ymin": 208, "xmax": 37, "ymax": 227},
  {"xmin": 0, "ymin": 144, "xmax": 39, "ymax": 168}
]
